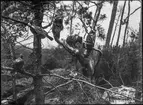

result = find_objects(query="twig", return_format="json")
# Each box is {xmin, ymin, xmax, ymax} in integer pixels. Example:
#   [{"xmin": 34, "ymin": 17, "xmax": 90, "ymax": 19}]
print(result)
[
  {"xmin": 17, "ymin": 1, "xmax": 33, "ymax": 7},
  {"xmin": 1, "ymin": 66, "xmax": 35, "ymax": 77},
  {"xmin": 102, "ymin": 58, "xmax": 115, "ymax": 75},
  {"xmin": 42, "ymin": 21, "xmax": 52, "ymax": 29},
  {"xmin": 91, "ymin": 1, "xmax": 98, "ymax": 6},
  {"xmin": 73, "ymin": 78, "xmax": 141, "ymax": 102},
  {"xmin": 2, "ymin": 15, "xmax": 30, "ymax": 27},
  {"xmin": 76, "ymin": 1, "xmax": 83, "ymax": 7},
  {"xmin": 124, "ymin": 6, "xmax": 141, "ymax": 20},
  {"xmin": 44, "ymin": 80, "xmax": 73, "ymax": 96},
  {"xmin": 119, "ymin": 72, "xmax": 124, "ymax": 85},
  {"xmin": 41, "ymin": 73, "xmax": 142, "ymax": 102},
  {"xmin": 102, "ymin": 77, "xmax": 113, "ymax": 88},
  {"xmin": 42, "ymin": 77, "xmax": 63, "ymax": 97},
  {"xmin": 18, "ymin": 35, "xmax": 33, "ymax": 43},
  {"xmin": 2, "ymin": 15, "xmax": 53, "ymax": 40},
  {"xmin": 76, "ymin": 81, "xmax": 90, "ymax": 104},
  {"xmin": 79, "ymin": 18, "xmax": 88, "ymax": 34},
  {"xmin": 42, "ymin": 7, "xmax": 56, "ymax": 29},
  {"xmin": 41, "ymin": 73, "xmax": 70, "ymax": 80},
  {"xmin": 15, "ymin": 41, "xmax": 33, "ymax": 51}
]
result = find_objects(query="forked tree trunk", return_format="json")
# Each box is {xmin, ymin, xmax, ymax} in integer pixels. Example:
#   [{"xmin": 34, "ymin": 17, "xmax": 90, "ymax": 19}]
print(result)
[
  {"xmin": 105, "ymin": 1, "xmax": 118, "ymax": 48},
  {"xmin": 123, "ymin": 0, "xmax": 130, "ymax": 47},
  {"xmin": 116, "ymin": 0, "xmax": 127, "ymax": 47}
]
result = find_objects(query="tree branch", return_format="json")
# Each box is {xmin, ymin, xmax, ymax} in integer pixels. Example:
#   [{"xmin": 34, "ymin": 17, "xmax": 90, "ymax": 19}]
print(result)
[
  {"xmin": 91, "ymin": 1, "xmax": 98, "ymax": 6},
  {"xmin": 42, "ymin": 77, "xmax": 63, "ymax": 97},
  {"xmin": 44, "ymin": 80, "xmax": 73, "ymax": 96},
  {"xmin": 2, "ymin": 15, "xmax": 53, "ymax": 40},
  {"xmin": 1, "ymin": 66, "xmax": 35, "ymax": 77},
  {"xmin": 41, "ymin": 73, "xmax": 142, "ymax": 102},
  {"xmin": 42, "ymin": 7, "xmax": 56, "ymax": 29},
  {"xmin": 17, "ymin": 1, "xmax": 33, "ymax": 7},
  {"xmin": 119, "ymin": 72, "xmax": 125, "ymax": 85},
  {"xmin": 102, "ymin": 77, "xmax": 113, "ymax": 88},
  {"xmin": 79, "ymin": 18, "xmax": 88, "ymax": 33},
  {"xmin": 2, "ymin": 15, "xmax": 30, "ymax": 26},
  {"xmin": 124, "ymin": 6, "xmax": 141, "ymax": 20},
  {"xmin": 76, "ymin": 81, "xmax": 90, "ymax": 104},
  {"xmin": 15, "ymin": 41, "xmax": 33, "ymax": 51}
]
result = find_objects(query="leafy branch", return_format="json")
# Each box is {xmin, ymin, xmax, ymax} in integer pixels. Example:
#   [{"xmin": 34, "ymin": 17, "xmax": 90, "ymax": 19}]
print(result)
[{"xmin": 2, "ymin": 15, "xmax": 53, "ymax": 40}]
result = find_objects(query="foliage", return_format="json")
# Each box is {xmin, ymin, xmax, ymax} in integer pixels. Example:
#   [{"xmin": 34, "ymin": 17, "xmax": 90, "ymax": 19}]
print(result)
[
  {"xmin": 99, "ymin": 42, "xmax": 141, "ymax": 87},
  {"xmin": 1, "ymin": 0, "xmax": 142, "ymax": 104}
]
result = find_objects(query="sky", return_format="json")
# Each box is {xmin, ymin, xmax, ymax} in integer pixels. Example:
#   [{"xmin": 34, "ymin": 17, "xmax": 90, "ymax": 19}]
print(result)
[{"xmin": 17, "ymin": 0, "xmax": 141, "ymax": 49}]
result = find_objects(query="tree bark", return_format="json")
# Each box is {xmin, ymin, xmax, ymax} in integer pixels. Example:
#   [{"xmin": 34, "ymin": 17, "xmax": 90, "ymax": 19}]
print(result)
[
  {"xmin": 116, "ymin": 0, "xmax": 127, "ymax": 47},
  {"xmin": 139, "ymin": 2, "xmax": 142, "ymax": 47},
  {"xmin": 105, "ymin": 1, "xmax": 118, "ymax": 48},
  {"xmin": 123, "ymin": 0, "xmax": 130, "ymax": 47},
  {"xmin": 92, "ymin": 2, "xmax": 103, "ymax": 43},
  {"xmin": 31, "ymin": 1, "xmax": 44, "ymax": 104},
  {"xmin": 110, "ymin": 12, "xmax": 121, "ymax": 46},
  {"xmin": 7, "ymin": 36, "xmax": 17, "ymax": 102}
]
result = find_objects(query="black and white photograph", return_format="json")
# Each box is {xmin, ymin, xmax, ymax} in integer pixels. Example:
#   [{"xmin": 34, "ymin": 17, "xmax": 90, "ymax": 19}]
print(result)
[{"xmin": 1, "ymin": 0, "xmax": 142, "ymax": 104}]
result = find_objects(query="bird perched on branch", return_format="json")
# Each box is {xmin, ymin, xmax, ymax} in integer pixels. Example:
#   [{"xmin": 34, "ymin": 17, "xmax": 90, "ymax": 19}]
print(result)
[{"xmin": 12, "ymin": 54, "xmax": 24, "ymax": 71}]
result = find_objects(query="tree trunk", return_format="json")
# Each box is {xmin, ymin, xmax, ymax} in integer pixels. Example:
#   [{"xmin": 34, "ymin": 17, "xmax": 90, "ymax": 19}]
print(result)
[
  {"xmin": 116, "ymin": 0, "xmax": 127, "ymax": 47},
  {"xmin": 105, "ymin": 1, "xmax": 118, "ymax": 48},
  {"xmin": 31, "ymin": 1, "xmax": 44, "ymax": 104},
  {"xmin": 1, "ymin": 43, "xmax": 11, "ymax": 59},
  {"xmin": 123, "ymin": 0, "xmax": 130, "ymax": 47},
  {"xmin": 110, "ymin": 12, "xmax": 121, "ymax": 46},
  {"xmin": 9, "ymin": 42, "xmax": 17, "ymax": 102},
  {"xmin": 92, "ymin": 2, "xmax": 103, "ymax": 43},
  {"xmin": 139, "ymin": 1, "xmax": 142, "ymax": 47}
]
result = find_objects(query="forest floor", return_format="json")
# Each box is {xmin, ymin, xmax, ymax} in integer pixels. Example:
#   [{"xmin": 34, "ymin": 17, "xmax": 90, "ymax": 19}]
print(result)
[{"xmin": 1, "ymin": 68, "xmax": 142, "ymax": 104}]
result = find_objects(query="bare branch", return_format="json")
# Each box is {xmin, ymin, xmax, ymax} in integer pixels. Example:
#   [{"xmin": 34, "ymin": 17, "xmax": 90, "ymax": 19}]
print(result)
[
  {"xmin": 119, "ymin": 72, "xmax": 125, "ymax": 85},
  {"xmin": 124, "ymin": 6, "xmax": 141, "ymax": 20},
  {"xmin": 15, "ymin": 41, "xmax": 33, "ymax": 51},
  {"xmin": 73, "ymin": 79, "xmax": 141, "ymax": 102},
  {"xmin": 91, "ymin": 1, "xmax": 98, "ymax": 6},
  {"xmin": 42, "ymin": 77, "xmax": 63, "ymax": 96},
  {"xmin": 44, "ymin": 80, "xmax": 73, "ymax": 96},
  {"xmin": 2, "ymin": 15, "xmax": 53, "ymax": 40},
  {"xmin": 41, "ymin": 73, "xmax": 142, "ymax": 102},
  {"xmin": 102, "ymin": 77, "xmax": 113, "ymax": 88},
  {"xmin": 76, "ymin": 1, "xmax": 83, "ymax": 7},
  {"xmin": 79, "ymin": 18, "xmax": 88, "ymax": 33},
  {"xmin": 17, "ymin": 1, "xmax": 33, "ymax": 7},
  {"xmin": 1, "ymin": 15, "xmax": 30, "ymax": 27},
  {"xmin": 42, "ymin": 8, "xmax": 56, "ymax": 29},
  {"xmin": 1, "ymin": 66, "xmax": 35, "ymax": 77},
  {"xmin": 18, "ymin": 35, "xmax": 33, "ymax": 43},
  {"xmin": 76, "ymin": 81, "xmax": 90, "ymax": 103}
]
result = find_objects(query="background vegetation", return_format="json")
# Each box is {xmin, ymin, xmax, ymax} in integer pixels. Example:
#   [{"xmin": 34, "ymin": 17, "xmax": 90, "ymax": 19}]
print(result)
[{"xmin": 1, "ymin": 0, "xmax": 142, "ymax": 104}]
